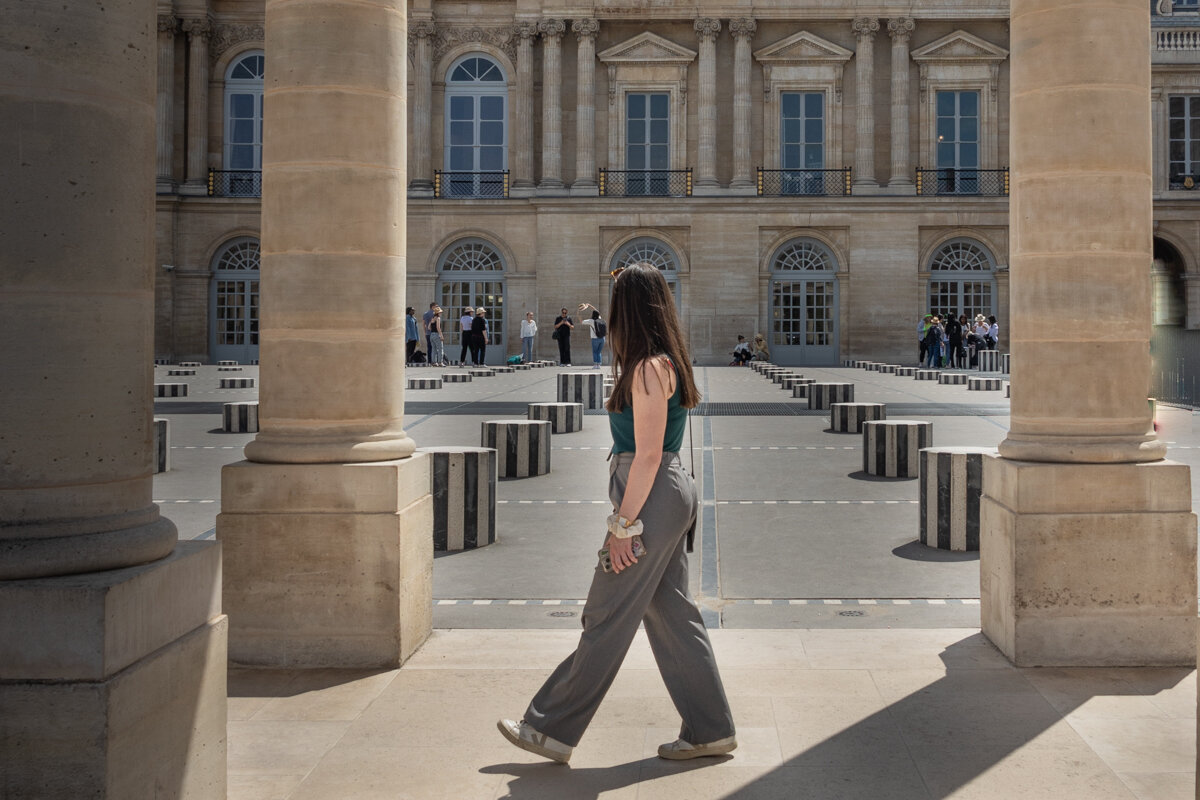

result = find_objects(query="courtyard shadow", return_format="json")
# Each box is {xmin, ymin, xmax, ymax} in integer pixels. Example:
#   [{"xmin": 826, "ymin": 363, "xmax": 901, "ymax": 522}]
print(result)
[
  {"xmin": 845, "ymin": 470, "xmax": 916, "ymax": 482},
  {"xmin": 483, "ymin": 755, "xmax": 726, "ymax": 799},
  {"xmin": 891, "ymin": 541, "xmax": 979, "ymax": 563}
]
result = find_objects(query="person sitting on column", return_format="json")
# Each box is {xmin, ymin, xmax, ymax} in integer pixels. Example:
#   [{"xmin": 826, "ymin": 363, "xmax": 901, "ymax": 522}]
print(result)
[
  {"xmin": 752, "ymin": 333, "xmax": 769, "ymax": 362},
  {"xmin": 520, "ymin": 311, "xmax": 538, "ymax": 363},
  {"xmin": 578, "ymin": 302, "xmax": 606, "ymax": 369},
  {"xmin": 553, "ymin": 306, "xmax": 574, "ymax": 366},
  {"xmin": 730, "ymin": 335, "xmax": 752, "ymax": 366}
]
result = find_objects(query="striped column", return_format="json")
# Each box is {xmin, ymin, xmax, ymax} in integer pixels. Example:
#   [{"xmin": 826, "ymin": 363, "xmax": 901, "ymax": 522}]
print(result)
[
  {"xmin": 842, "ymin": 359, "xmax": 857, "ymax": 367},
  {"xmin": 770, "ymin": 371, "xmax": 796, "ymax": 384},
  {"xmin": 481, "ymin": 420, "xmax": 552, "ymax": 477},
  {"xmin": 420, "ymin": 447, "xmax": 497, "ymax": 551},
  {"xmin": 493, "ymin": 366, "xmax": 515, "ymax": 374},
  {"xmin": 780, "ymin": 376, "xmax": 807, "ymax": 390},
  {"xmin": 528, "ymin": 402, "xmax": 584, "ymax": 433},
  {"xmin": 895, "ymin": 367, "xmax": 917, "ymax": 377},
  {"xmin": 807, "ymin": 383, "xmax": 854, "ymax": 409},
  {"xmin": 443, "ymin": 372, "xmax": 472, "ymax": 383},
  {"xmin": 513, "ymin": 363, "xmax": 532, "ymax": 371},
  {"xmin": 218, "ymin": 366, "xmax": 243, "ymax": 372},
  {"xmin": 469, "ymin": 368, "xmax": 495, "ymax": 378},
  {"xmin": 977, "ymin": 350, "xmax": 1002, "ymax": 372},
  {"xmin": 220, "ymin": 377, "xmax": 256, "ymax": 389},
  {"xmin": 218, "ymin": 360, "xmax": 239, "ymax": 366},
  {"xmin": 862, "ymin": 420, "xmax": 933, "ymax": 477},
  {"xmin": 938, "ymin": 373, "xmax": 969, "ymax": 386},
  {"xmin": 877, "ymin": 364, "xmax": 898, "ymax": 374},
  {"xmin": 223, "ymin": 401, "xmax": 260, "ymax": 432},
  {"xmin": 153, "ymin": 417, "xmax": 169, "ymax": 473},
  {"xmin": 155, "ymin": 383, "xmax": 187, "ymax": 397},
  {"xmin": 557, "ymin": 372, "xmax": 605, "ymax": 409},
  {"xmin": 167, "ymin": 368, "xmax": 195, "ymax": 376},
  {"xmin": 1005, "ymin": 381, "xmax": 1011, "ymax": 398},
  {"xmin": 914, "ymin": 370, "xmax": 940, "ymax": 381},
  {"xmin": 830, "ymin": 402, "xmax": 886, "ymax": 433},
  {"xmin": 968, "ymin": 377, "xmax": 1003, "ymax": 391},
  {"xmin": 179, "ymin": 361, "xmax": 201, "ymax": 367},
  {"xmin": 407, "ymin": 377, "xmax": 442, "ymax": 389},
  {"xmin": 920, "ymin": 447, "xmax": 995, "ymax": 551},
  {"xmin": 791, "ymin": 379, "xmax": 817, "ymax": 398},
  {"xmin": 1000, "ymin": 353, "xmax": 1010, "ymax": 374}
]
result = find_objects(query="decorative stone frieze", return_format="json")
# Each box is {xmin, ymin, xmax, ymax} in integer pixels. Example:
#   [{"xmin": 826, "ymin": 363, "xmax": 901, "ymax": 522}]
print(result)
[
  {"xmin": 435, "ymin": 25, "xmax": 518, "ymax": 64},
  {"xmin": 209, "ymin": 23, "xmax": 264, "ymax": 60}
]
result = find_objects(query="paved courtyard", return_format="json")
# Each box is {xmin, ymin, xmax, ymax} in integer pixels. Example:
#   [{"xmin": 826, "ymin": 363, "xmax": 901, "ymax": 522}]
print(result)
[{"xmin": 153, "ymin": 362, "xmax": 1200, "ymax": 799}]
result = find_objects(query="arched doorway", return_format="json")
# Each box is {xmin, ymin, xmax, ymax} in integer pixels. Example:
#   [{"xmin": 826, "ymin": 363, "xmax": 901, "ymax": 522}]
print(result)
[
  {"xmin": 768, "ymin": 238, "xmax": 840, "ymax": 365},
  {"xmin": 926, "ymin": 238, "xmax": 997, "ymax": 322},
  {"xmin": 609, "ymin": 237, "xmax": 681, "ymax": 309},
  {"xmin": 437, "ymin": 238, "xmax": 506, "ymax": 364},
  {"xmin": 1150, "ymin": 237, "xmax": 1196, "ymax": 404},
  {"xmin": 209, "ymin": 237, "xmax": 260, "ymax": 364}
]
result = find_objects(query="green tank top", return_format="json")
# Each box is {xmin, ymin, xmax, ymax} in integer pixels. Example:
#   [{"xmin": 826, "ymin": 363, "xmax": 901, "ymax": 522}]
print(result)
[{"xmin": 609, "ymin": 359, "xmax": 688, "ymax": 454}]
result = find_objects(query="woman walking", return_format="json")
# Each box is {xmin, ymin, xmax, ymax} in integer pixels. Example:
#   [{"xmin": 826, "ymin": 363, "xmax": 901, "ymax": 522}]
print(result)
[
  {"xmin": 498, "ymin": 263, "xmax": 736, "ymax": 764},
  {"xmin": 520, "ymin": 311, "xmax": 537, "ymax": 363},
  {"xmin": 428, "ymin": 306, "xmax": 446, "ymax": 366}
]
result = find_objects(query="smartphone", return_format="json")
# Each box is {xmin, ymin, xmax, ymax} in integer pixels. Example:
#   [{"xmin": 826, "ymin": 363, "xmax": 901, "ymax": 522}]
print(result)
[{"xmin": 598, "ymin": 536, "xmax": 646, "ymax": 573}]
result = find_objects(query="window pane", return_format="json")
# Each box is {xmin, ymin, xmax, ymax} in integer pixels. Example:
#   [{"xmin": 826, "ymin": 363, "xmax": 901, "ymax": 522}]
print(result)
[
  {"xmin": 627, "ymin": 93, "xmax": 645, "ymax": 119},
  {"xmin": 230, "ymin": 145, "xmax": 254, "ymax": 169},
  {"xmin": 231, "ymin": 94, "xmax": 255, "ymax": 118},
  {"xmin": 450, "ymin": 121, "xmax": 473, "ymax": 146},
  {"xmin": 649, "ymin": 145, "xmax": 668, "ymax": 169},
  {"xmin": 449, "ymin": 147, "xmax": 473, "ymax": 170},
  {"xmin": 1191, "ymin": 118, "xmax": 1200, "ymax": 140},
  {"xmin": 783, "ymin": 119, "xmax": 800, "ymax": 144},
  {"xmin": 782, "ymin": 144, "xmax": 800, "ymax": 169},
  {"xmin": 232, "ymin": 119, "xmax": 254, "ymax": 143},
  {"xmin": 480, "ymin": 96, "xmax": 504, "ymax": 119},
  {"xmin": 480, "ymin": 121, "xmax": 503, "ymax": 145},
  {"xmin": 937, "ymin": 142, "xmax": 956, "ymax": 168},
  {"xmin": 649, "ymin": 119, "xmax": 668, "ymax": 144},
  {"xmin": 959, "ymin": 143, "xmax": 978, "ymax": 168},
  {"xmin": 1171, "ymin": 96, "xmax": 1185, "ymax": 116},
  {"xmin": 450, "ymin": 96, "xmax": 473, "ymax": 119},
  {"xmin": 1190, "ymin": 96, "xmax": 1200, "ymax": 116},
  {"xmin": 627, "ymin": 119, "xmax": 645, "ymax": 144},
  {"xmin": 781, "ymin": 92, "xmax": 800, "ymax": 118},
  {"xmin": 479, "ymin": 146, "xmax": 503, "ymax": 170},
  {"xmin": 478, "ymin": 61, "xmax": 503, "ymax": 81},
  {"xmin": 937, "ymin": 117, "xmax": 955, "ymax": 142},
  {"xmin": 804, "ymin": 145, "xmax": 824, "ymax": 169},
  {"xmin": 451, "ymin": 65, "xmax": 472, "ymax": 82},
  {"xmin": 959, "ymin": 91, "xmax": 979, "ymax": 116},
  {"xmin": 627, "ymin": 147, "xmax": 645, "ymax": 169},
  {"xmin": 1171, "ymin": 118, "xmax": 1186, "ymax": 140},
  {"xmin": 805, "ymin": 92, "xmax": 824, "ymax": 117},
  {"xmin": 804, "ymin": 118, "xmax": 823, "ymax": 144},
  {"xmin": 1171, "ymin": 141, "xmax": 1186, "ymax": 161},
  {"xmin": 959, "ymin": 117, "xmax": 978, "ymax": 143},
  {"xmin": 650, "ymin": 93, "xmax": 669, "ymax": 118},
  {"xmin": 936, "ymin": 91, "xmax": 956, "ymax": 116},
  {"xmin": 1191, "ymin": 141, "xmax": 1200, "ymax": 164}
]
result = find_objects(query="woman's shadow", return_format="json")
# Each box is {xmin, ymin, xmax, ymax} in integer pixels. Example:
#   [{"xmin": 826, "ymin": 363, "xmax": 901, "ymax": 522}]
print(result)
[{"xmin": 481, "ymin": 754, "xmax": 730, "ymax": 799}]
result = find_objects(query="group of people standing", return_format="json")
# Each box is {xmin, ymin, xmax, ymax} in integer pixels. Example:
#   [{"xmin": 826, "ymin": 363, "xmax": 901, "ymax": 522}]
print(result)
[
  {"xmin": 919, "ymin": 312, "xmax": 998, "ymax": 368},
  {"xmin": 408, "ymin": 301, "xmax": 608, "ymax": 367}
]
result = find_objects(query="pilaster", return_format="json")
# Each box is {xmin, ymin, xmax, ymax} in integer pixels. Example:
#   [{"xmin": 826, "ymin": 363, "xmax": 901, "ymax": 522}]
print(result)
[
  {"xmin": 571, "ymin": 18, "xmax": 600, "ymax": 195},
  {"xmin": 155, "ymin": 13, "xmax": 177, "ymax": 193},
  {"xmin": 511, "ymin": 21, "xmax": 538, "ymax": 195},
  {"xmin": 729, "ymin": 18, "xmax": 757, "ymax": 194},
  {"xmin": 180, "ymin": 15, "xmax": 212, "ymax": 196},
  {"xmin": 852, "ymin": 17, "xmax": 879, "ymax": 189},
  {"xmin": 539, "ymin": 18, "xmax": 566, "ymax": 193},
  {"xmin": 694, "ymin": 17, "xmax": 722, "ymax": 193},
  {"xmin": 887, "ymin": 17, "xmax": 915, "ymax": 191},
  {"xmin": 408, "ymin": 17, "xmax": 437, "ymax": 196}
]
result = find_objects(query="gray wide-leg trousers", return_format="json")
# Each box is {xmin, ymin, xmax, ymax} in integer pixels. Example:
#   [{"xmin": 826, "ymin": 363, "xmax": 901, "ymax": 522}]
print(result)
[{"xmin": 523, "ymin": 452, "xmax": 735, "ymax": 748}]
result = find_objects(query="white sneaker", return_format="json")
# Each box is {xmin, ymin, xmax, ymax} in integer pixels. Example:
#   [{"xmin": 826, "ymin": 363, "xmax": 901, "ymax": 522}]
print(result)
[
  {"xmin": 657, "ymin": 735, "xmax": 737, "ymax": 760},
  {"xmin": 497, "ymin": 719, "xmax": 573, "ymax": 764}
]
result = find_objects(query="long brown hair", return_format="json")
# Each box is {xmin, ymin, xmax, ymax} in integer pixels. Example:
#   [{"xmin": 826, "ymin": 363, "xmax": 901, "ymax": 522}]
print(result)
[{"xmin": 605, "ymin": 262, "xmax": 700, "ymax": 411}]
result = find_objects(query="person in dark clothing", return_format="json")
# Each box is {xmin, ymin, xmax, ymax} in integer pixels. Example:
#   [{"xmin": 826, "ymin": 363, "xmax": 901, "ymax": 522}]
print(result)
[
  {"xmin": 470, "ymin": 307, "xmax": 489, "ymax": 365},
  {"xmin": 945, "ymin": 312, "xmax": 964, "ymax": 368},
  {"xmin": 554, "ymin": 307, "xmax": 573, "ymax": 365}
]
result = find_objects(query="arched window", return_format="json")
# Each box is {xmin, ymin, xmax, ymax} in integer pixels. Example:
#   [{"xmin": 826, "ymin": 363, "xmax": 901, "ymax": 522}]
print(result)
[
  {"xmin": 443, "ymin": 55, "xmax": 507, "ymax": 196},
  {"xmin": 610, "ymin": 237, "xmax": 681, "ymax": 302},
  {"xmin": 927, "ymin": 238, "xmax": 996, "ymax": 321},
  {"xmin": 437, "ymin": 238, "xmax": 506, "ymax": 362},
  {"xmin": 210, "ymin": 237, "xmax": 261, "ymax": 363},
  {"xmin": 222, "ymin": 51, "xmax": 264, "ymax": 196},
  {"xmin": 769, "ymin": 238, "xmax": 839, "ymax": 365}
]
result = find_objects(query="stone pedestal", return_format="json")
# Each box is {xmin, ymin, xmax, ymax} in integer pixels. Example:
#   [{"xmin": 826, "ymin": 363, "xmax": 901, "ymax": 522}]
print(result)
[
  {"xmin": 981, "ymin": 457, "xmax": 1196, "ymax": 666},
  {"xmin": 218, "ymin": 457, "xmax": 433, "ymax": 667}
]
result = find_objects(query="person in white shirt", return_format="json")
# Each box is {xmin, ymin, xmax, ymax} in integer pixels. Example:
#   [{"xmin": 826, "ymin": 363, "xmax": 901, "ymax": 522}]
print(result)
[
  {"xmin": 730, "ymin": 335, "xmax": 752, "ymax": 366},
  {"xmin": 520, "ymin": 312, "xmax": 538, "ymax": 363},
  {"xmin": 578, "ymin": 303, "xmax": 605, "ymax": 368},
  {"xmin": 459, "ymin": 308, "xmax": 474, "ymax": 365},
  {"xmin": 986, "ymin": 316, "xmax": 999, "ymax": 350}
]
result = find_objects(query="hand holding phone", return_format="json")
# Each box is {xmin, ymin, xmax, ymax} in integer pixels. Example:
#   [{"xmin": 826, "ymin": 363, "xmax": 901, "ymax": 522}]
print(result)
[{"xmin": 598, "ymin": 535, "xmax": 646, "ymax": 573}]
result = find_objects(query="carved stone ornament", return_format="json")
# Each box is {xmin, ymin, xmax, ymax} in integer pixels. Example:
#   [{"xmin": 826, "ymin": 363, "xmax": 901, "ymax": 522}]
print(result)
[
  {"xmin": 157, "ymin": 14, "xmax": 177, "ymax": 34},
  {"xmin": 729, "ymin": 17, "xmax": 757, "ymax": 41},
  {"xmin": 572, "ymin": 18, "xmax": 599, "ymax": 40},
  {"xmin": 209, "ymin": 23, "xmax": 264, "ymax": 60},
  {"xmin": 435, "ymin": 25, "xmax": 519, "ymax": 63},
  {"xmin": 407, "ymin": 19, "xmax": 438, "ymax": 60},
  {"xmin": 852, "ymin": 17, "xmax": 880, "ymax": 40},
  {"xmin": 181, "ymin": 17, "xmax": 212, "ymax": 42},
  {"xmin": 515, "ymin": 21, "xmax": 539, "ymax": 41},
  {"xmin": 694, "ymin": 18, "xmax": 722, "ymax": 42},
  {"xmin": 538, "ymin": 18, "xmax": 567, "ymax": 41},
  {"xmin": 888, "ymin": 17, "xmax": 915, "ymax": 41}
]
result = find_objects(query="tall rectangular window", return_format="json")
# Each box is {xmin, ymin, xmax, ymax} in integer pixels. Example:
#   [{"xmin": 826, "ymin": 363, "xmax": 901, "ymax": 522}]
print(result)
[
  {"xmin": 625, "ymin": 93, "xmax": 670, "ymax": 195},
  {"xmin": 936, "ymin": 90, "xmax": 979, "ymax": 170},
  {"xmin": 1169, "ymin": 96, "xmax": 1200, "ymax": 187},
  {"xmin": 780, "ymin": 92, "xmax": 825, "ymax": 170}
]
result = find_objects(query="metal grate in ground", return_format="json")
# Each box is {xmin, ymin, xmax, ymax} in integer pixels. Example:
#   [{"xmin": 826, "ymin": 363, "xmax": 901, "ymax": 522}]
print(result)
[{"xmin": 405, "ymin": 401, "xmax": 1009, "ymax": 417}]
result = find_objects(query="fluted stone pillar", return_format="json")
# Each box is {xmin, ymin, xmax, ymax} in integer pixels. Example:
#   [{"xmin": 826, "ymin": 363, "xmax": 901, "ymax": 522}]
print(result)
[
  {"xmin": 218, "ymin": 0, "xmax": 432, "ymax": 667},
  {"xmin": 694, "ymin": 17, "xmax": 722, "ymax": 193},
  {"xmin": 539, "ymin": 18, "xmax": 566, "ymax": 193},
  {"xmin": 156, "ymin": 13, "xmax": 177, "ymax": 192},
  {"xmin": 408, "ymin": 18, "xmax": 436, "ymax": 196},
  {"xmin": 571, "ymin": 18, "xmax": 599, "ymax": 194},
  {"xmin": 852, "ymin": 17, "xmax": 879, "ymax": 189},
  {"xmin": 729, "ymin": 17, "xmax": 757, "ymax": 194},
  {"xmin": 981, "ymin": 0, "xmax": 1196, "ymax": 667},
  {"xmin": 887, "ymin": 17, "xmax": 914, "ymax": 190},
  {"xmin": 0, "ymin": 0, "xmax": 226, "ymax": 794},
  {"xmin": 180, "ymin": 16, "xmax": 211, "ymax": 195},
  {"xmin": 511, "ymin": 22, "xmax": 538, "ymax": 194}
]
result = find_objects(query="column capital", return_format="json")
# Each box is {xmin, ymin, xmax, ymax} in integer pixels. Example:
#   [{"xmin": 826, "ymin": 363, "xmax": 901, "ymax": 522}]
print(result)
[
  {"xmin": 887, "ymin": 17, "xmax": 915, "ymax": 42},
  {"xmin": 729, "ymin": 17, "xmax": 757, "ymax": 41},
  {"xmin": 694, "ymin": 17, "xmax": 722, "ymax": 42},
  {"xmin": 157, "ymin": 14, "xmax": 177, "ymax": 34},
  {"xmin": 515, "ymin": 21, "xmax": 539, "ymax": 41},
  {"xmin": 539, "ymin": 18, "xmax": 566, "ymax": 41},
  {"xmin": 852, "ymin": 17, "xmax": 880, "ymax": 41},
  {"xmin": 409, "ymin": 19, "xmax": 438, "ymax": 40},
  {"xmin": 181, "ymin": 16, "xmax": 212, "ymax": 41},
  {"xmin": 572, "ymin": 18, "xmax": 599, "ymax": 41}
]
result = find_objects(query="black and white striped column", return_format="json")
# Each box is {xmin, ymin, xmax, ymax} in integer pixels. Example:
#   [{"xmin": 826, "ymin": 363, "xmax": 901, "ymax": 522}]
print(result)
[
  {"xmin": 528, "ymin": 402, "xmax": 584, "ymax": 433},
  {"xmin": 155, "ymin": 383, "xmax": 187, "ymax": 397},
  {"xmin": 513, "ymin": 364, "xmax": 533, "ymax": 371},
  {"xmin": 807, "ymin": 383, "xmax": 854, "ymax": 409},
  {"xmin": 968, "ymin": 377, "xmax": 1003, "ymax": 391},
  {"xmin": 218, "ymin": 366, "xmax": 243, "ymax": 372},
  {"xmin": 167, "ymin": 368, "xmax": 195, "ymax": 376},
  {"xmin": 179, "ymin": 361, "xmax": 201, "ymax": 367},
  {"xmin": 830, "ymin": 402, "xmax": 886, "ymax": 433},
  {"xmin": 481, "ymin": 420, "xmax": 552, "ymax": 477},
  {"xmin": 443, "ymin": 372, "xmax": 472, "ymax": 383},
  {"xmin": 469, "ymin": 368, "xmax": 495, "ymax": 378},
  {"xmin": 771, "ymin": 371, "xmax": 797, "ymax": 384},
  {"xmin": 493, "ymin": 365, "xmax": 515, "ymax": 374},
  {"xmin": 919, "ymin": 447, "xmax": 995, "ymax": 551},
  {"xmin": 1005, "ymin": 381, "xmax": 1011, "ymax": 398},
  {"xmin": 557, "ymin": 372, "xmax": 605, "ymax": 409},
  {"xmin": 220, "ymin": 377, "xmax": 255, "ymax": 389},
  {"xmin": 914, "ymin": 370, "xmax": 941, "ymax": 381},
  {"xmin": 153, "ymin": 417, "xmax": 169, "ymax": 473},
  {"xmin": 938, "ymin": 373, "xmax": 969, "ymax": 386},
  {"xmin": 223, "ymin": 401, "xmax": 260, "ymax": 432},
  {"xmin": 791, "ymin": 379, "xmax": 817, "ymax": 398},
  {"xmin": 420, "ymin": 447, "xmax": 497, "ymax": 551},
  {"xmin": 1001, "ymin": 353, "xmax": 1010, "ymax": 374},
  {"xmin": 977, "ymin": 350, "xmax": 1002, "ymax": 372},
  {"xmin": 877, "ymin": 364, "xmax": 898, "ymax": 374},
  {"xmin": 895, "ymin": 366, "xmax": 917, "ymax": 377},
  {"xmin": 862, "ymin": 420, "xmax": 933, "ymax": 478},
  {"xmin": 407, "ymin": 377, "xmax": 443, "ymax": 389},
  {"xmin": 780, "ymin": 375, "xmax": 807, "ymax": 390},
  {"xmin": 218, "ymin": 360, "xmax": 239, "ymax": 366}
]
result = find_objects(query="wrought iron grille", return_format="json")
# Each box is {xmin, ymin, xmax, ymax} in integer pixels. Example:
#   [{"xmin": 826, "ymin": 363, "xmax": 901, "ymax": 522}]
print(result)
[
  {"xmin": 915, "ymin": 168, "xmax": 1009, "ymax": 196},
  {"xmin": 1169, "ymin": 173, "xmax": 1200, "ymax": 191},
  {"xmin": 757, "ymin": 168, "xmax": 852, "ymax": 197},
  {"xmin": 208, "ymin": 170, "xmax": 262, "ymax": 197},
  {"xmin": 433, "ymin": 170, "xmax": 510, "ymax": 199},
  {"xmin": 598, "ymin": 168, "xmax": 692, "ymax": 198}
]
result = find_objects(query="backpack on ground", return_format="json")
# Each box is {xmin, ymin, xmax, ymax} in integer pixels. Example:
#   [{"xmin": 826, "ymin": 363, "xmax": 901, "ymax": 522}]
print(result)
[{"xmin": 506, "ymin": 354, "xmax": 522, "ymax": 364}]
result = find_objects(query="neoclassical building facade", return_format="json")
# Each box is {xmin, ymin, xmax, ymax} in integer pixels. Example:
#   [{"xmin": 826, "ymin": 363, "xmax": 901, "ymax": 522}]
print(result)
[{"xmin": 154, "ymin": 0, "xmax": 1200, "ymax": 366}]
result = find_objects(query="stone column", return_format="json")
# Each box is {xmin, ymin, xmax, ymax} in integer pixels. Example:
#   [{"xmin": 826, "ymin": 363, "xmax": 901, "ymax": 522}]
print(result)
[
  {"xmin": 571, "ymin": 18, "xmax": 600, "ymax": 194},
  {"xmin": 887, "ymin": 17, "xmax": 915, "ymax": 190},
  {"xmin": 852, "ymin": 17, "xmax": 879, "ymax": 189},
  {"xmin": 511, "ymin": 22, "xmax": 538, "ymax": 195},
  {"xmin": 981, "ymin": 0, "xmax": 1196, "ymax": 666},
  {"xmin": 155, "ymin": 13, "xmax": 177, "ymax": 192},
  {"xmin": 694, "ymin": 17, "xmax": 722, "ymax": 193},
  {"xmin": 1151, "ymin": 87, "xmax": 1167, "ymax": 194},
  {"xmin": 218, "ymin": 0, "xmax": 432, "ymax": 667},
  {"xmin": 0, "ymin": 0, "xmax": 226, "ymax": 794},
  {"xmin": 408, "ymin": 18, "xmax": 436, "ymax": 196},
  {"xmin": 729, "ymin": 17, "xmax": 757, "ymax": 194},
  {"xmin": 180, "ymin": 16, "xmax": 211, "ymax": 195},
  {"xmin": 539, "ymin": 18, "xmax": 566, "ymax": 192}
]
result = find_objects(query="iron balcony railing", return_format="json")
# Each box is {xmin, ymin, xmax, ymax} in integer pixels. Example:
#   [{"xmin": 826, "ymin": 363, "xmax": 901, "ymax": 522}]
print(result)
[
  {"xmin": 915, "ymin": 167, "xmax": 1009, "ymax": 197},
  {"xmin": 433, "ymin": 170, "xmax": 510, "ymax": 199},
  {"xmin": 757, "ymin": 167, "xmax": 852, "ymax": 197},
  {"xmin": 1169, "ymin": 173, "xmax": 1200, "ymax": 190},
  {"xmin": 598, "ymin": 168, "xmax": 692, "ymax": 198},
  {"xmin": 208, "ymin": 169, "xmax": 261, "ymax": 197}
]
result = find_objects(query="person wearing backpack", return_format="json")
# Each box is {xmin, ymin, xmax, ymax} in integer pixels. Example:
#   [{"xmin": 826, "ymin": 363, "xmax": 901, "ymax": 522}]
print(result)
[{"xmin": 579, "ymin": 303, "xmax": 606, "ymax": 368}]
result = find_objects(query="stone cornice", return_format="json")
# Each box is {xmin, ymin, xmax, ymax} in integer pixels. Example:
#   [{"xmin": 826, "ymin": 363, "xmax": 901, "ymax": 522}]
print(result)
[
  {"xmin": 435, "ymin": 24, "xmax": 519, "ymax": 63},
  {"xmin": 209, "ymin": 22, "xmax": 264, "ymax": 60}
]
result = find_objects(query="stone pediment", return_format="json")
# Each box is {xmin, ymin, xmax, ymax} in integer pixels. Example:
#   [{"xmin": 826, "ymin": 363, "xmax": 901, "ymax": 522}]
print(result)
[
  {"xmin": 753, "ymin": 31, "xmax": 854, "ymax": 64},
  {"xmin": 598, "ymin": 32, "xmax": 697, "ymax": 64},
  {"xmin": 911, "ymin": 30, "xmax": 1008, "ymax": 64}
]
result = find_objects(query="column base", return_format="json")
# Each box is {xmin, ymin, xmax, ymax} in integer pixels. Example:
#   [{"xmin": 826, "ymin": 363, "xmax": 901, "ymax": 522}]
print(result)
[
  {"xmin": 178, "ymin": 180, "xmax": 208, "ymax": 196},
  {"xmin": 692, "ymin": 183, "xmax": 724, "ymax": 196},
  {"xmin": 728, "ymin": 180, "xmax": 757, "ymax": 196},
  {"xmin": 408, "ymin": 184, "xmax": 434, "ymax": 199},
  {"xmin": 538, "ymin": 182, "xmax": 569, "ymax": 197},
  {"xmin": 850, "ymin": 181, "xmax": 884, "ymax": 195},
  {"xmin": 980, "ymin": 456, "xmax": 1197, "ymax": 666},
  {"xmin": 510, "ymin": 184, "xmax": 536, "ymax": 198},
  {"xmin": 883, "ymin": 182, "xmax": 916, "ymax": 195},
  {"xmin": 569, "ymin": 182, "xmax": 599, "ymax": 197},
  {"xmin": 156, "ymin": 178, "xmax": 177, "ymax": 194},
  {"xmin": 0, "ymin": 541, "xmax": 227, "ymax": 798},
  {"xmin": 217, "ymin": 455, "xmax": 433, "ymax": 667}
]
